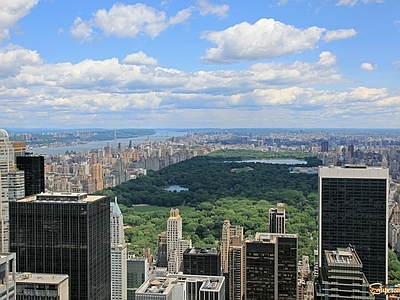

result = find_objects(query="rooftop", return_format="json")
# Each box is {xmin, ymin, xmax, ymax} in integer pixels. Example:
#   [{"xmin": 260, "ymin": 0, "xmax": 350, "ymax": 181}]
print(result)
[
  {"xmin": 185, "ymin": 247, "xmax": 220, "ymax": 255},
  {"xmin": 16, "ymin": 273, "xmax": 69, "ymax": 285},
  {"xmin": 251, "ymin": 232, "xmax": 298, "ymax": 244},
  {"xmin": 16, "ymin": 192, "xmax": 107, "ymax": 203},
  {"xmin": 325, "ymin": 247, "xmax": 362, "ymax": 265},
  {"xmin": 136, "ymin": 274, "xmax": 224, "ymax": 295}
]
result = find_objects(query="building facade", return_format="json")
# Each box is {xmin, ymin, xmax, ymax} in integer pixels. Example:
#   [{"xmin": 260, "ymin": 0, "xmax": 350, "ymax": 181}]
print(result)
[
  {"xmin": 110, "ymin": 198, "xmax": 127, "ymax": 300},
  {"xmin": 7, "ymin": 171, "xmax": 25, "ymax": 201},
  {"xmin": 228, "ymin": 236, "xmax": 244, "ymax": 300},
  {"xmin": 166, "ymin": 209, "xmax": 191, "ymax": 274},
  {"xmin": 157, "ymin": 232, "xmax": 168, "ymax": 268},
  {"xmin": 269, "ymin": 203, "xmax": 285, "ymax": 233},
  {"xmin": 245, "ymin": 233, "xmax": 298, "ymax": 300},
  {"xmin": 0, "ymin": 253, "xmax": 16, "ymax": 300},
  {"xmin": 183, "ymin": 248, "xmax": 221, "ymax": 276},
  {"xmin": 9, "ymin": 192, "xmax": 111, "ymax": 300},
  {"xmin": 127, "ymin": 256, "xmax": 148, "ymax": 300},
  {"xmin": 316, "ymin": 247, "xmax": 374, "ymax": 299},
  {"xmin": 220, "ymin": 220, "xmax": 243, "ymax": 274},
  {"xmin": 318, "ymin": 166, "xmax": 388, "ymax": 285},
  {"xmin": 135, "ymin": 274, "xmax": 225, "ymax": 300},
  {"xmin": 0, "ymin": 129, "xmax": 14, "ymax": 253},
  {"xmin": 16, "ymin": 155, "xmax": 45, "ymax": 197},
  {"xmin": 16, "ymin": 273, "xmax": 69, "ymax": 300}
]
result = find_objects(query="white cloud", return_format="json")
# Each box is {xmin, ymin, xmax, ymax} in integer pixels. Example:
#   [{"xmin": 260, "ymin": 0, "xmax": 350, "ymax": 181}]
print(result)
[
  {"xmin": 70, "ymin": 17, "xmax": 93, "ymax": 43},
  {"xmin": 393, "ymin": 61, "xmax": 400, "ymax": 70},
  {"xmin": 317, "ymin": 51, "xmax": 337, "ymax": 67},
  {"xmin": 360, "ymin": 62, "xmax": 377, "ymax": 71},
  {"xmin": 323, "ymin": 29, "xmax": 357, "ymax": 42},
  {"xmin": 0, "ymin": 0, "xmax": 39, "ymax": 43},
  {"xmin": 336, "ymin": 0, "xmax": 384, "ymax": 7},
  {"xmin": 348, "ymin": 87, "xmax": 387, "ymax": 100},
  {"xmin": 123, "ymin": 51, "xmax": 158, "ymax": 66},
  {"xmin": 70, "ymin": 3, "xmax": 193, "ymax": 42},
  {"xmin": 197, "ymin": 0, "xmax": 229, "ymax": 18},
  {"xmin": 0, "ymin": 45, "xmax": 42, "ymax": 77},
  {"xmin": 200, "ymin": 19, "xmax": 355, "ymax": 64}
]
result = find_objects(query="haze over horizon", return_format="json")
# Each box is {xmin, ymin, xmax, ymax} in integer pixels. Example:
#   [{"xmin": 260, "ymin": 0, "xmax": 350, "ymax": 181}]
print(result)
[{"xmin": 0, "ymin": 0, "xmax": 399, "ymax": 129}]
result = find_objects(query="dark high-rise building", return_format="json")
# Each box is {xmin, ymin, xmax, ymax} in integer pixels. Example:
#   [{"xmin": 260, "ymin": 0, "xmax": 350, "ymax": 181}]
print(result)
[
  {"xmin": 348, "ymin": 143, "xmax": 355, "ymax": 158},
  {"xmin": 183, "ymin": 248, "xmax": 221, "ymax": 276},
  {"xmin": 10, "ymin": 192, "xmax": 111, "ymax": 300},
  {"xmin": 269, "ymin": 203, "xmax": 285, "ymax": 233},
  {"xmin": 245, "ymin": 233, "xmax": 298, "ymax": 300},
  {"xmin": 318, "ymin": 166, "xmax": 388, "ymax": 287},
  {"xmin": 321, "ymin": 140, "xmax": 329, "ymax": 152},
  {"xmin": 16, "ymin": 154, "xmax": 45, "ymax": 197}
]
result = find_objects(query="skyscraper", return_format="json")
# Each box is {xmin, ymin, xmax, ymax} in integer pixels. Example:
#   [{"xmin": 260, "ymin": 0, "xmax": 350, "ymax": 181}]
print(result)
[
  {"xmin": 91, "ymin": 163, "xmax": 103, "ymax": 191},
  {"xmin": 269, "ymin": 203, "xmax": 285, "ymax": 233},
  {"xmin": 318, "ymin": 165, "xmax": 388, "ymax": 286},
  {"xmin": 157, "ymin": 232, "xmax": 168, "ymax": 267},
  {"xmin": 10, "ymin": 192, "xmax": 111, "ymax": 300},
  {"xmin": 229, "ymin": 235, "xmax": 244, "ymax": 300},
  {"xmin": 0, "ymin": 128, "xmax": 15, "ymax": 252},
  {"xmin": 321, "ymin": 140, "xmax": 329, "ymax": 152},
  {"xmin": 183, "ymin": 248, "xmax": 221, "ymax": 276},
  {"xmin": 244, "ymin": 233, "xmax": 298, "ymax": 300},
  {"xmin": 16, "ymin": 154, "xmax": 45, "ymax": 197},
  {"xmin": 166, "ymin": 208, "xmax": 191, "ymax": 273},
  {"xmin": 220, "ymin": 220, "xmax": 243, "ymax": 274},
  {"xmin": 110, "ymin": 198, "xmax": 127, "ymax": 300},
  {"xmin": 7, "ymin": 170, "xmax": 25, "ymax": 201},
  {"xmin": 127, "ymin": 255, "xmax": 148, "ymax": 300}
]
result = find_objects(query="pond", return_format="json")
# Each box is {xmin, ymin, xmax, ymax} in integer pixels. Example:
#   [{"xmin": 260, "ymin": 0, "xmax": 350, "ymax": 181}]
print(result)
[{"xmin": 165, "ymin": 185, "xmax": 189, "ymax": 192}]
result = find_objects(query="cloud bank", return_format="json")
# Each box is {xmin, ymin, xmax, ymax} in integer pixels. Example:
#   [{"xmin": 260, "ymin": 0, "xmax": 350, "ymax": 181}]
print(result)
[
  {"xmin": 1, "ymin": 46, "xmax": 399, "ymax": 128},
  {"xmin": 200, "ymin": 19, "xmax": 356, "ymax": 64}
]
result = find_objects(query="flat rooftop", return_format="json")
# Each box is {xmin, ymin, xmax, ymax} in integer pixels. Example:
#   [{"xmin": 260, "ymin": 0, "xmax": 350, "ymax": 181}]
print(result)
[
  {"xmin": 16, "ymin": 192, "xmax": 107, "ymax": 203},
  {"xmin": 251, "ymin": 232, "xmax": 298, "ymax": 243},
  {"xmin": 136, "ymin": 274, "xmax": 224, "ymax": 295},
  {"xmin": 185, "ymin": 248, "xmax": 220, "ymax": 255},
  {"xmin": 325, "ymin": 248, "xmax": 361, "ymax": 265},
  {"xmin": 16, "ymin": 273, "xmax": 69, "ymax": 285}
]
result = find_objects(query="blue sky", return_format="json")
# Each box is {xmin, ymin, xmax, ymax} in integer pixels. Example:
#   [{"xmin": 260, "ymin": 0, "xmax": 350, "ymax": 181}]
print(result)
[{"xmin": 0, "ymin": 0, "xmax": 399, "ymax": 129}]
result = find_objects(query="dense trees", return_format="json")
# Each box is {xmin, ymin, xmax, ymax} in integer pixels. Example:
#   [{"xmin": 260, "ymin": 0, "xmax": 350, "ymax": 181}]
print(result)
[{"xmin": 104, "ymin": 154, "xmax": 319, "ymax": 207}]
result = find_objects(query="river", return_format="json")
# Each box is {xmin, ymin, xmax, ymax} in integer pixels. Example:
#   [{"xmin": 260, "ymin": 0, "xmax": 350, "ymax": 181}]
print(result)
[{"xmin": 31, "ymin": 131, "xmax": 187, "ymax": 155}]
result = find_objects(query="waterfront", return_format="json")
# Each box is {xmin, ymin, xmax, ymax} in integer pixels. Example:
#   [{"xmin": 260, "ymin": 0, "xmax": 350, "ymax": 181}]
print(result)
[{"xmin": 30, "ymin": 131, "xmax": 187, "ymax": 155}]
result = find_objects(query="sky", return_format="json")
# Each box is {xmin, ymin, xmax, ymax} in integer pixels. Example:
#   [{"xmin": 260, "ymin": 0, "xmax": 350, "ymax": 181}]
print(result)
[{"xmin": 0, "ymin": 0, "xmax": 399, "ymax": 129}]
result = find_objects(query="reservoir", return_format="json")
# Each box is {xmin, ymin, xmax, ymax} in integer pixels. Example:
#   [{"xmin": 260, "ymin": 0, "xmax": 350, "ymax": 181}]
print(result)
[{"xmin": 229, "ymin": 159, "xmax": 307, "ymax": 164}]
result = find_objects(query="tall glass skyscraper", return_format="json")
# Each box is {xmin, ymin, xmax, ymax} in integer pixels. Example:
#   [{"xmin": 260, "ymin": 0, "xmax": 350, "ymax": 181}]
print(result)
[
  {"xmin": 10, "ymin": 192, "xmax": 111, "ymax": 300},
  {"xmin": 16, "ymin": 154, "xmax": 45, "ymax": 197},
  {"xmin": 318, "ymin": 166, "xmax": 388, "ymax": 286}
]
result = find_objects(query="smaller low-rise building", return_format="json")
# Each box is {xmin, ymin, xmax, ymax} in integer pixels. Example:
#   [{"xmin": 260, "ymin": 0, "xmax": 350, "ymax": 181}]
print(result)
[
  {"xmin": 316, "ymin": 247, "xmax": 373, "ymax": 299},
  {"xmin": 0, "ymin": 253, "xmax": 16, "ymax": 300},
  {"xmin": 15, "ymin": 272, "xmax": 69, "ymax": 300},
  {"xmin": 135, "ymin": 273, "xmax": 225, "ymax": 300}
]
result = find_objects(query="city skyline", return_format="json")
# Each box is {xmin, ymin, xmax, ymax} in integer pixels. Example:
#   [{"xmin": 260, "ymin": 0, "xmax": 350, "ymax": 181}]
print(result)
[{"xmin": 0, "ymin": 0, "xmax": 399, "ymax": 129}]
